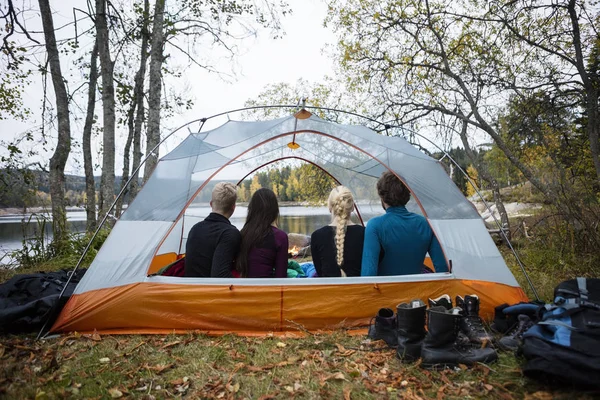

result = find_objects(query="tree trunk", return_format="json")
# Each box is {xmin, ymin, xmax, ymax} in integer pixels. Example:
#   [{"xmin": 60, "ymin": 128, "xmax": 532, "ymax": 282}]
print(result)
[
  {"xmin": 38, "ymin": 0, "xmax": 71, "ymax": 248},
  {"xmin": 143, "ymin": 0, "xmax": 166, "ymax": 182},
  {"xmin": 83, "ymin": 39, "xmax": 99, "ymax": 232},
  {"xmin": 585, "ymin": 88, "xmax": 600, "ymax": 184},
  {"xmin": 95, "ymin": 0, "xmax": 116, "ymax": 222},
  {"xmin": 118, "ymin": 0, "xmax": 150, "ymax": 211},
  {"xmin": 566, "ymin": 0, "xmax": 600, "ymax": 183},
  {"xmin": 458, "ymin": 120, "xmax": 511, "ymax": 244}
]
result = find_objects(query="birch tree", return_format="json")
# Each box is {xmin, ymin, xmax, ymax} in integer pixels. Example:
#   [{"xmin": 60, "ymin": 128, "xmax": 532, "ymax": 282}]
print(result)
[
  {"xmin": 38, "ymin": 0, "xmax": 72, "ymax": 247},
  {"xmin": 95, "ymin": 0, "xmax": 116, "ymax": 222},
  {"xmin": 82, "ymin": 39, "xmax": 99, "ymax": 232}
]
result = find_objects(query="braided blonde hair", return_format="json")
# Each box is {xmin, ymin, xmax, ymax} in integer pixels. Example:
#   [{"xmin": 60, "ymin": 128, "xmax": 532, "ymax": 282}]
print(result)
[{"xmin": 327, "ymin": 186, "xmax": 355, "ymax": 269}]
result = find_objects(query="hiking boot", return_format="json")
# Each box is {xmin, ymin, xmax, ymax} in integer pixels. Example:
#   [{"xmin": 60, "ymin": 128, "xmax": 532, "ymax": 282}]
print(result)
[
  {"xmin": 498, "ymin": 315, "xmax": 534, "ymax": 352},
  {"xmin": 368, "ymin": 308, "xmax": 397, "ymax": 347},
  {"xmin": 428, "ymin": 294, "xmax": 452, "ymax": 310},
  {"xmin": 396, "ymin": 299, "xmax": 426, "ymax": 362},
  {"xmin": 421, "ymin": 307, "xmax": 498, "ymax": 368},
  {"xmin": 456, "ymin": 295, "xmax": 493, "ymax": 345}
]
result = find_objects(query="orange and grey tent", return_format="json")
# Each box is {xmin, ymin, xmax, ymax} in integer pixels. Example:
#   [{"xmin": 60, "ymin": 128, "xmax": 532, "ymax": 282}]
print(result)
[{"xmin": 49, "ymin": 109, "xmax": 529, "ymax": 335}]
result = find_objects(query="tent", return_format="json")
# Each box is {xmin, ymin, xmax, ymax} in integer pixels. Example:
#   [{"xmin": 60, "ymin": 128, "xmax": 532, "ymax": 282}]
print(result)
[{"xmin": 50, "ymin": 110, "xmax": 528, "ymax": 335}]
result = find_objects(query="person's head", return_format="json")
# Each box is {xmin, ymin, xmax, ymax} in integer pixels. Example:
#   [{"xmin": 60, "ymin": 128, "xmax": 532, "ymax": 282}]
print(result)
[
  {"xmin": 210, "ymin": 182, "xmax": 238, "ymax": 218},
  {"xmin": 376, "ymin": 171, "xmax": 411, "ymax": 208},
  {"xmin": 236, "ymin": 188, "xmax": 280, "ymax": 277},
  {"xmin": 328, "ymin": 186, "xmax": 355, "ymax": 269}
]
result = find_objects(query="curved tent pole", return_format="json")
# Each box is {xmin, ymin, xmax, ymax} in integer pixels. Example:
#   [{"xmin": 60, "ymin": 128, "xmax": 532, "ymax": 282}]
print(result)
[
  {"xmin": 383, "ymin": 124, "xmax": 540, "ymax": 300},
  {"xmin": 38, "ymin": 104, "xmax": 538, "ymax": 338},
  {"xmin": 37, "ymin": 118, "xmax": 210, "ymax": 339},
  {"xmin": 234, "ymin": 155, "xmax": 365, "ymax": 227}
]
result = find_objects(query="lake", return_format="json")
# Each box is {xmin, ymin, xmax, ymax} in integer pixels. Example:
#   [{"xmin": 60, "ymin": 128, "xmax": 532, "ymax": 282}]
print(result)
[{"xmin": 0, "ymin": 204, "xmax": 383, "ymax": 265}]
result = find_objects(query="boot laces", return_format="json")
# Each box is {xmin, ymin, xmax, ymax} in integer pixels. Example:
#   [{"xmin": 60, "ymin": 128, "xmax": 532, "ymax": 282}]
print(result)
[
  {"xmin": 506, "ymin": 316, "xmax": 533, "ymax": 339},
  {"xmin": 464, "ymin": 315, "xmax": 486, "ymax": 333}
]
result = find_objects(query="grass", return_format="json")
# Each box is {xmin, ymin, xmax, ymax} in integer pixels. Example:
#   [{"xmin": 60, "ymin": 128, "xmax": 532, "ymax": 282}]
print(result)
[
  {"xmin": 2, "ymin": 331, "xmax": 598, "ymax": 399},
  {"xmin": 2, "ymin": 212, "xmax": 599, "ymax": 398}
]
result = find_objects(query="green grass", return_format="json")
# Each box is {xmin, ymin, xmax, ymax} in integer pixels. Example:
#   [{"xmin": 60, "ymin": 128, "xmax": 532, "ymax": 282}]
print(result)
[{"xmin": 1, "ymin": 332, "xmax": 597, "ymax": 399}]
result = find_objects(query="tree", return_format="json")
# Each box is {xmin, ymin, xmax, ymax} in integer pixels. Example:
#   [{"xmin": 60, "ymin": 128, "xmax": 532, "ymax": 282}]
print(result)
[
  {"xmin": 327, "ymin": 0, "xmax": 600, "ymax": 248},
  {"xmin": 95, "ymin": 0, "xmax": 116, "ymax": 222},
  {"xmin": 465, "ymin": 165, "xmax": 479, "ymax": 199},
  {"xmin": 38, "ymin": 0, "xmax": 72, "ymax": 247},
  {"xmin": 143, "ymin": 0, "xmax": 166, "ymax": 183},
  {"xmin": 82, "ymin": 38, "xmax": 99, "ymax": 232},
  {"xmin": 116, "ymin": 0, "xmax": 151, "ymax": 216}
]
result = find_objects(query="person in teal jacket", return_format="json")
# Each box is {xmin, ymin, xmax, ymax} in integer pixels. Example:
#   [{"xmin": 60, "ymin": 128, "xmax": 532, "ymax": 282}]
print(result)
[{"xmin": 361, "ymin": 172, "xmax": 449, "ymax": 276}]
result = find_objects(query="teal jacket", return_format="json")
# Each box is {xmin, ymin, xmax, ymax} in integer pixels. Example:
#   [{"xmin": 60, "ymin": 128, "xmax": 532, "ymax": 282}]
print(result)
[{"xmin": 361, "ymin": 206, "xmax": 448, "ymax": 276}]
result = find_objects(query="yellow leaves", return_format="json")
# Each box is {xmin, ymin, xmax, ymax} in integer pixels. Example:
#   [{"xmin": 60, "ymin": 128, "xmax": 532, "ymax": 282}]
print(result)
[{"xmin": 108, "ymin": 388, "xmax": 123, "ymax": 398}]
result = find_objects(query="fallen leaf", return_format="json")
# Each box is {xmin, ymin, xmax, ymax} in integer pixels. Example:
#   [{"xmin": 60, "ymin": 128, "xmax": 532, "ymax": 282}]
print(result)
[
  {"xmin": 144, "ymin": 363, "xmax": 174, "ymax": 374},
  {"xmin": 276, "ymin": 342, "xmax": 287, "ymax": 348},
  {"xmin": 484, "ymin": 384, "xmax": 494, "ymax": 391},
  {"xmin": 99, "ymin": 357, "xmax": 110, "ymax": 363},
  {"xmin": 436, "ymin": 385, "xmax": 447, "ymax": 400},
  {"xmin": 525, "ymin": 392, "xmax": 554, "ymax": 400},
  {"xmin": 294, "ymin": 382, "xmax": 302, "ymax": 391},
  {"xmin": 108, "ymin": 388, "xmax": 123, "ymax": 398},
  {"xmin": 35, "ymin": 390, "xmax": 48, "ymax": 400},
  {"xmin": 258, "ymin": 393, "xmax": 279, "ymax": 400},
  {"xmin": 458, "ymin": 363, "xmax": 468, "ymax": 371},
  {"xmin": 89, "ymin": 332, "xmax": 102, "ymax": 341},
  {"xmin": 161, "ymin": 341, "xmax": 181, "ymax": 350},
  {"xmin": 322, "ymin": 372, "xmax": 346, "ymax": 383},
  {"xmin": 285, "ymin": 386, "xmax": 294, "ymax": 393},
  {"xmin": 343, "ymin": 387, "xmax": 351, "ymax": 400}
]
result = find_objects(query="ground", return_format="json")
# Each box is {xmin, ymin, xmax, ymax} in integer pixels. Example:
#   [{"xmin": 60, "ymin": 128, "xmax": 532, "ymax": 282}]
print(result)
[{"xmin": 0, "ymin": 331, "xmax": 597, "ymax": 399}]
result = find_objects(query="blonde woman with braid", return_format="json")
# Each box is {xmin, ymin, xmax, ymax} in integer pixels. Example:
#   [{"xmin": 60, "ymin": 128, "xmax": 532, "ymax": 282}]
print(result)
[{"xmin": 310, "ymin": 186, "xmax": 365, "ymax": 277}]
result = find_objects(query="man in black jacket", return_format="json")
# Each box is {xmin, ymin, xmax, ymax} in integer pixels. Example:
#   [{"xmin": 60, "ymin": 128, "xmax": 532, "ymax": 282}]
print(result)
[{"xmin": 184, "ymin": 182, "xmax": 241, "ymax": 277}]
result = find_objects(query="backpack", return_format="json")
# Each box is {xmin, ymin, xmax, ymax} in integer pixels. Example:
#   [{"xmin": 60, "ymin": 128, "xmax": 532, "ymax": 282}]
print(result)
[{"xmin": 521, "ymin": 278, "xmax": 600, "ymax": 388}]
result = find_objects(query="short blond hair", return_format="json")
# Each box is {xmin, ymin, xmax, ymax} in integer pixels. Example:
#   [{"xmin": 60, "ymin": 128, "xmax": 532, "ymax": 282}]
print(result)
[{"xmin": 211, "ymin": 182, "xmax": 237, "ymax": 213}]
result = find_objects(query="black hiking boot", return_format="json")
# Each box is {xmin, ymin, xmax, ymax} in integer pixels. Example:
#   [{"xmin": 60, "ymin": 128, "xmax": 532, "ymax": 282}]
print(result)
[
  {"xmin": 428, "ymin": 294, "xmax": 452, "ymax": 310},
  {"xmin": 421, "ymin": 307, "xmax": 498, "ymax": 368},
  {"xmin": 396, "ymin": 299, "xmax": 426, "ymax": 362},
  {"xmin": 498, "ymin": 315, "xmax": 534, "ymax": 352},
  {"xmin": 455, "ymin": 295, "xmax": 493, "ymax": 345},
  {"xmin": 368, "ymin": 308, "xmax": 397, "ymax": 347}
]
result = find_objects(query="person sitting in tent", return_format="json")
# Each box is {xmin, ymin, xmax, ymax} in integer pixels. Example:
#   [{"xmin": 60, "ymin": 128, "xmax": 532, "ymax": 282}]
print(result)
[
  {"xmin": 311, "ymin": 186, "xmax": 364, "ymax": 277},
  {"xmin": 236, "ymin": 188, "xmax": 288, "ymax": 278},
  {"xmin": 361, "ymin": 172, "xmax": 448, "ymax": 276},
  {"xmin": 184, "ymin": 182, "xmax": 241, "ymax": 278}
]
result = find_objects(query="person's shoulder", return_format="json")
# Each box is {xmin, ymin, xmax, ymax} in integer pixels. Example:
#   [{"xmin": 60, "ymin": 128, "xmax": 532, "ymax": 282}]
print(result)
[
  {"xmin": 311, "ymin": 225, "xmax": 332, "ymax": 238},
  {"xmin": 223, "ymin": 224, "xmax": 241, "ymax": 238},
  {"xmin": 366, "ymin": 214, "xmax": 385, "ymax": 229},
  {"xmin": 272, "ymin": 226, "xmax": 288, "ymax": 237},
  {"xmin": 347, "ymin": 224, "xmax": 365, "ymax": 234}
]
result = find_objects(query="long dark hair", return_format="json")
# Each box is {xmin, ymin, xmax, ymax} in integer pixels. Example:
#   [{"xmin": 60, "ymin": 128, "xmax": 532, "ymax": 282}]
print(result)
[{"xmin": 236, "ymin": 188, "xmax": 280, "ymax": 277}]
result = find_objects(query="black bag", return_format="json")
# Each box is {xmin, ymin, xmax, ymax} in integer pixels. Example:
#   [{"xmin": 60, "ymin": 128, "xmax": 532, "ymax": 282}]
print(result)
[
  {"xmin": 0, "ymin": 268, "xmax": 87, "ymax": 334},
  {"xmin": 521, "ymin": 278, "xmax": 600, "ymax": 388}
]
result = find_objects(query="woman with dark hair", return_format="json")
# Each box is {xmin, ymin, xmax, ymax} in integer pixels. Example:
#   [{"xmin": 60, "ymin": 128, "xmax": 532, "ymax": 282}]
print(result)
[{"xmin": 237, "ymin": 188, "xmax": 289, "ymax": 278}]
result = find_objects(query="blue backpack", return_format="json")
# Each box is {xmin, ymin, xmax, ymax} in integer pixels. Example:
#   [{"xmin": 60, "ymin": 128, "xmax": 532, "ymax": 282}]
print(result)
[{"xmin": 521, "ymin": 278, "xmax": 600, "ymax": 387}]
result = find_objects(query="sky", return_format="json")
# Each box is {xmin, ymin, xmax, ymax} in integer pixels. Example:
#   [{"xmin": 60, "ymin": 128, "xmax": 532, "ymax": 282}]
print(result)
[{"xmin": 0, "ymin": 0, "xmax": 336, "ymax": 175}]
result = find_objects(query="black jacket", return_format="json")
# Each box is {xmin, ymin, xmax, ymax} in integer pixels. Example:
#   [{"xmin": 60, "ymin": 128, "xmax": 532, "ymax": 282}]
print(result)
[{"xmin": 184, "ymin": 213, "xmax": 241, "ymax": 278}]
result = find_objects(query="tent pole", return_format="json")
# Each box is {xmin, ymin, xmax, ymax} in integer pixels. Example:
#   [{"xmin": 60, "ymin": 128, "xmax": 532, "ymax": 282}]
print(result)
[
  {"xmin": 38, "ymin": 104, "xmax": 540, "ymax": 339},
  {"xmin": 35, "ymin": 118, "xmax": 210, "ymax": 339}
]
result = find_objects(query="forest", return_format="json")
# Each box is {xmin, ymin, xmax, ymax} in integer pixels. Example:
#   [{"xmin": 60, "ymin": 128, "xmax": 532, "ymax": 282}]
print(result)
[{"xmin": 0, "ymin": 0, "xmax": 598, "ymax": 261}]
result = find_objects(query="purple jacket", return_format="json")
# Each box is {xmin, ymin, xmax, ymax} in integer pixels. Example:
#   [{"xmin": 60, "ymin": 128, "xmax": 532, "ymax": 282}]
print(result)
[{"xmin": 246, "ymin": 226, "xmax": 289, "ymax": 278}]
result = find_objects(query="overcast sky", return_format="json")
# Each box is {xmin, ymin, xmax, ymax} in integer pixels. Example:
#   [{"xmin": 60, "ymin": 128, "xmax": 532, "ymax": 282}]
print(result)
[{"xmin": 0, "ymin": 0, "xmax": 335, "ymax": 175}]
